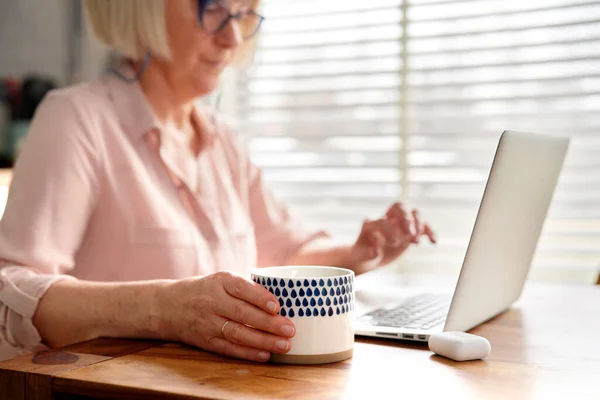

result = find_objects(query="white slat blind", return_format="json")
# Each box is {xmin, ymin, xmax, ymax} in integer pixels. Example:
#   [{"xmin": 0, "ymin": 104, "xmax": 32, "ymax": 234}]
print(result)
[{"xmin": 234, "ymin": 0, "xmax": 600, "ymax": 282}]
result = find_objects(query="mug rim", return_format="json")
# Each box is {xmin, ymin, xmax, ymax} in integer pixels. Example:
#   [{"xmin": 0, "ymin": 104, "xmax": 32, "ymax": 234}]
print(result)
[{"xmin": 251, "ymin": 265, "xmax": 354, "ymax": 279}]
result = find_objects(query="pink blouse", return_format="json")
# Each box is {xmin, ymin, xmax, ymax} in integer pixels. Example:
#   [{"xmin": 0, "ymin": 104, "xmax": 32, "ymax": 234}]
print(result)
[{"xmin": 0, "ymin": 73, "xmax": 324, "ymax": 361}]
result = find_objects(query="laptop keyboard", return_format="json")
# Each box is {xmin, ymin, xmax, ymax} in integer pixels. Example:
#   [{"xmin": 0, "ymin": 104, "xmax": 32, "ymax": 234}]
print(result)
[{"xmin": 360, "ymin": 294, "xmax": 451, "ymax": 330}]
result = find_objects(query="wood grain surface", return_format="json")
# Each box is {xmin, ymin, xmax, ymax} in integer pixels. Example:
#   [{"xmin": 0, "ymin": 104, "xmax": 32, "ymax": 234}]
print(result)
[{"xmin": 2, "ymin": 279, "xmax": 599, "ymax": 400}]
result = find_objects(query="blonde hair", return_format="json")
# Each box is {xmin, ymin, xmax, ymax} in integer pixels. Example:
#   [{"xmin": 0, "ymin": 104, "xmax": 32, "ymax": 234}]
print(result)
[
  {"xmin": 83, "ymin": 0, "xmax": 171, "ymax": 61},
  {"xmin": 84, "ymin": 0, "xmax": 261, "ymax": 66}
]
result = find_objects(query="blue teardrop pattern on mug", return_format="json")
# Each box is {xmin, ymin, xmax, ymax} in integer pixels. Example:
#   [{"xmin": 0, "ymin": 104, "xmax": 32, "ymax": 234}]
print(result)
[{"xmin": 251, "ymin": 274, "xmax": 354, "ymax": 319}]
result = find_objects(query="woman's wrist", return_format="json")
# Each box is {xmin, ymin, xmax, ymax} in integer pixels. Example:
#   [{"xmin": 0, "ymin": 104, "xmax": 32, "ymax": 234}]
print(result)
[{"xmin": 148, "ymin": 278, "xmax": 182, "ymax": 341}]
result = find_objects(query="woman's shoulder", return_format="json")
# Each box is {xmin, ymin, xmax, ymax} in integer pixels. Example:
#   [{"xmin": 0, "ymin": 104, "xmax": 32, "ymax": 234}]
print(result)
[
  {"xmin": 40, "ymin": 77, "xmax": 114, "ymax": 116},
  {"xmin": 24, "ymin": 77, "xmax": 117, "ymax": 156}
]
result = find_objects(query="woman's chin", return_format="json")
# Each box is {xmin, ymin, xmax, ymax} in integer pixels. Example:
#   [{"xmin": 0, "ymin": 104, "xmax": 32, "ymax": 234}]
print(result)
[
  {"xmin": 191, "ymin": 79, "xmax": 220, "ymax": 99},
  {"xmin": 193, "ymin": 74, "xmax": 220, "ymax": 96}
]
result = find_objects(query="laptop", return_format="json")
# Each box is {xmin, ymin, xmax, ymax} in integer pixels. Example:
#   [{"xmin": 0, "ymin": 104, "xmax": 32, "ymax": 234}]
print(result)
[{"xmin": 354, "ymin": 130, "xmax": 570, "ymax": 342}]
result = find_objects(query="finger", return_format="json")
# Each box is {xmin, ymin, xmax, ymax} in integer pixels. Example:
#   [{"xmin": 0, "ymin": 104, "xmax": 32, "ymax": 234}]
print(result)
[
  {"xmin": 423, "ymin": 224, "xmax": 437, "ymax": 244},
  {"xmin": 411, "ymin": 209, "xmax": 422, "ymax": 244},
  {"xmin": 386, "ymin": 203, "xmax": 411, "ymax": 237},
  {"xmin": 221, "ymin": 273, "xmax": 280, "ymax": 315},
  {"xmin": 220, "ymin": 318, "xmax": 291, "ymax": 354},
  {"xmin": 220, "ymin": 298, "xmax": 295, "ymax": 338},
  {"xmin": 208, "ymin": 336, "xmax": 271, "ymax": 362}
]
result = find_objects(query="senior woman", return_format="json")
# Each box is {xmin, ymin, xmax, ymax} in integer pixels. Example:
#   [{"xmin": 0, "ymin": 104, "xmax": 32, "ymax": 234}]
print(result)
[{"xmin": 0, "ymin": 0, "xmax": 435, "ymax": 362}]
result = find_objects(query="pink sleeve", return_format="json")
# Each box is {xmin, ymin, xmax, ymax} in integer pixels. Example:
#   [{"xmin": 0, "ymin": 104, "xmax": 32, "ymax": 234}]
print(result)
[
  {"xmin": 0, "ymin": 92, "xmax": 100, "ymax": 361},
  {"xmin": 217, "ymin": 121, "xmax": 327, "ymax": 267},
  {"xmin": 247, "ymin": 167, "xmax": 328, "ymax": 267}
]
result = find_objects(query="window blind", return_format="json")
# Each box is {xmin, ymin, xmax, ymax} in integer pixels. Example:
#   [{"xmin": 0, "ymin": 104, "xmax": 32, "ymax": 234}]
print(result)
[{"xmin": 234, "ymin": 0, "xmax": 600, "ymax": 282}]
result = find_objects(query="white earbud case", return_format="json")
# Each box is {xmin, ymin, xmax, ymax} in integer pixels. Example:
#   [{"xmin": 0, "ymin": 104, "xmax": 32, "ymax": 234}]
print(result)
[{"xmin": 428, "ymin": 331, "xmax": 491, "ymax": 361}]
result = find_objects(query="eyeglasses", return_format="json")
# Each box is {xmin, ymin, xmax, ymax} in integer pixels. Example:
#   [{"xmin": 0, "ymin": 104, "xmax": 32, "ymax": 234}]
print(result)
[{"xmin": 198, "ymin": 0, "xmax": 265, "ymax": 39}]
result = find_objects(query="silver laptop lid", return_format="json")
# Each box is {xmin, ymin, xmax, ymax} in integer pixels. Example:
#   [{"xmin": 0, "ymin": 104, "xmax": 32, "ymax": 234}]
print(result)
[{"xmin": 444, "ymin": 130, "xmax": 570, "ymax": 332}]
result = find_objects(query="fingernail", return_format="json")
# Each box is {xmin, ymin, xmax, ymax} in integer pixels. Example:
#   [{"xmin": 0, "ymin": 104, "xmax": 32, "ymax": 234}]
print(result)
[
  {"xmin": 276, "ymin": 340, "xmax": 289, "ymax": 351},
  {"xmin": 267, "ymin": 301, "xmax": 277, "ymax": 313},
  {"xmin": 281, "ymin": 325, "xmax": 295, "ymax": 337},
  {"xmin": 259, "ymin": 351, "xmax": 270, "ymax": 361}
]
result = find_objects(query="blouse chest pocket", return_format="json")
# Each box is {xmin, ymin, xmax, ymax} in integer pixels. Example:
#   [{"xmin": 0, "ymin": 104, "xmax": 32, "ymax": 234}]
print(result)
[{"xmin": 124, "ymin": 226, "xmax": 198, "ymax": 280}]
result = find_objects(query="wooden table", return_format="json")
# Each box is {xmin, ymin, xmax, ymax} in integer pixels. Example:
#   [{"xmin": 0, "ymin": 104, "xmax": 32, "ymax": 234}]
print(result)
[{"xmin": 2, "ymin": 277, "xmax": 599, "ymax": 400}]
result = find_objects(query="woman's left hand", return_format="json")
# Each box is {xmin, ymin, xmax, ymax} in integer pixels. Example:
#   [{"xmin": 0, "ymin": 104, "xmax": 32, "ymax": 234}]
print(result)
[{"xmin": 347, "ymin": 202, "xmax": 436, "ymax": 275}]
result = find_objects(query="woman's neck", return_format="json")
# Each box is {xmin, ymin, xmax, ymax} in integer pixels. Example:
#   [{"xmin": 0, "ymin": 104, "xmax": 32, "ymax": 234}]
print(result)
[
  {"xmin": 136, "ymin": 61, "xmax": 210, "ymax": 155},
  {"xmin": 137, "ymin": 62, "xmax": 194, "ymax": 132}
]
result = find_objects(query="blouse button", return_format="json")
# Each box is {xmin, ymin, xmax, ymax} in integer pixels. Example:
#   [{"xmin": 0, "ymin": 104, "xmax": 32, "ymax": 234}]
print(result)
[
  {"xmin": 147, "ymin": 130, "xmax": 161, "ymax": 150},
  {"xmin": 171, "ymin": 174, "xmax": 183, "ymax": 188}
]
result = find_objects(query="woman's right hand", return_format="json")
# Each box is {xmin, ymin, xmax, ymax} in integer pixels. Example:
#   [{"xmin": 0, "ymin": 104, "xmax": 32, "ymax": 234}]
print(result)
[{"xmin": 155, "ymin": 270, "xmax": 295, "ymax": 362}]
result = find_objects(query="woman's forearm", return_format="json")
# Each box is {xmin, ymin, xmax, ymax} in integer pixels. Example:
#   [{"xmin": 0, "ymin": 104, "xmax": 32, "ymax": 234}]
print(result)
[
  {"xmin": 32, "ymin": 278, "xmax": 173, "ymax": 348},
  {"xmin": 287, "ymin": 238, "xmax": 353, "ymax": 269}
]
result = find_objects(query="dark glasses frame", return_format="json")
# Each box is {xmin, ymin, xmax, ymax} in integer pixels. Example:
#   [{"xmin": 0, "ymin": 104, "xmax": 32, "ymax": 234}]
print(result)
[{"xmin": 198, "ymin": 0, "xmax": 265, "ymax": 39}]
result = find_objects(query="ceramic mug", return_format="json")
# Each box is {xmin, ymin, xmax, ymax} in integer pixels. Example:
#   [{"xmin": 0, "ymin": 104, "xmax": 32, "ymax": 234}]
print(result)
[{"xmin": 251, "ymin": 266, "xmax": 355, "ymax": 364}]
